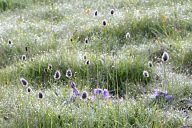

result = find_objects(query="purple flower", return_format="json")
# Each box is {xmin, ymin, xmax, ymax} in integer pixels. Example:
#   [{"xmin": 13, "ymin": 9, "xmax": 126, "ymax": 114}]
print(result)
[
  {"xmin": 73, "ymin": 87, "xmax": 79, "ymax": 96},
  {"xmin": 151, "ymin": 89, "xmax": 168, "ymax": 98},
  {"xmin": 165, "ymin": 95, "xmax": 173, "ymax": 102},
  {"xmin": 93, "ymin": 88, "xmax": 103, "ymax": 95},
  {"xmin": 89, "ymin": 96, "xmax": 96, "ymax": 102},
  {"xmin": 151, "ymin": 89, "xmax": 173, "ymax": 102},
  {"xmin": 94, "ymin": 10, "xmax": 98, "ymax": 16},
  {"xmin": 70, "ymin": 82, "xmax": 76, "ymax": 89},
  {"xmin": 103, "ymin": 89, "xmax": 110, "ymax": 99}
]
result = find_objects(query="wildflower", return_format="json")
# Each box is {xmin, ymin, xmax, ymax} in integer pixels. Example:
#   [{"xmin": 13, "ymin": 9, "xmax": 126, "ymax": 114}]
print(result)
[
  {"xmin": 38, "ymin": 91, "xmax": 43, "ymax": 99},
  {"xmin": 70, "ymin": 94, "xmax": 76, "ymax": 102},
  {"xmin": 94, "ymin": 10, "xmax": 98, "ymax": 16},
  {"xmin": 103, "ymin": 89, "xmax": 110, "ymax": 99},
  {"xmin": 88, "ymin": 95, "xmax": 96, "ymax": 102},
  {"xmin": 20, "ymin": 78, "xmax": 28, "ymax": 87},
  {"xmin": 54, "ymin": 70, "xmax": 61, "ymax": 80},
  {"xmin": 85, "ymin": 37, "xmax": 89, "ymax": 44},
  {"xmin": 150, "ymin": 89, "xmax": 165, "ymax": 99},
  {"xmin": 70, "ymin": 82, "xmax": 76, "ymax": 88},
  {"xmin": 93, "ymin": 88, "xmax": 103, "ymax": 95},
  {"xmin": 81, "ymin": 91, "xmax": 88, "ymax": 100},
  {"xmin": 102, "ymin": 20, "xmax": 107, "ymax": 26},
  {"xmin": 150, "ymin": 89, "xmax": 173, "ymax": 102},
  {"xmin": 70, "ymin": 90, "xmax": 79, "ymax": 102},
  {"xmin": 110, "ymin": 9, "xmax": 114, "ymax": 15},
  {"xmin": 165, "ymin": 95, "xmax": 173, "ymax": 102},
  {"xmin": 66, "ymin": 68, "xmax": 72, "ymax": 78},
  {"xmin": 125, "ymin": 32, "xmax": 130, "ymax": 39},
  {"xmin": 27, "ymin": 87, "xmax": 32, "ymax": 93},
  {"xmin": 143, "ymin": 70, "xmax": 149, "ymax": 78},
  {"xmin": 21, "ymin": 55, "xmax": 26, "ymax": 61},
  {"xmin": 48, "ymin": 64, "xmax": 52, "ymax": 70},
  {"xmin": 8, "ymin": 39, "xmax": 13, "ymax": 47},
  {"xmin": 85, "ymin": 60, "xmax": 90, "ymax": 65},
  {"xmin": 73, "ymin": 87, "xmax": 79, "ymax": 96},
  {"xmin": 148, "ymin": 61, "xmax": 153, "ymax": 68},
  {"xmin": 70, "ymin": 82, "xmax": 79, "ymax": 96},
  {"xmin": 162, "ymin": 51, "xmax": 169, "ymax": 62}
]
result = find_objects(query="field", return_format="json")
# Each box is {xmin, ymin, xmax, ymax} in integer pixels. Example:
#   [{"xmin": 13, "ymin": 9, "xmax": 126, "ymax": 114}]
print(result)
[{"xmin": 0, "ymin": 0, "xmax": 192, "ymax": 127}]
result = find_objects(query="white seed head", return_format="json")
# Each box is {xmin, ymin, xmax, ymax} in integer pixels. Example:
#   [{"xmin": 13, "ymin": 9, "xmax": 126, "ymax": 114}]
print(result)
[
  {"xmin": 81, "ymin": 91, "xmax": 88, "ymax": 101},
  {"xmin": 21, "ymin": 55, "xmax": 26, "ymax": 61},
  {"xmin": 54, "ymin": 70, "xmax": 61, "ymax": 80},
  {"xmin": 125, "ymin": 32, "xmax": 131, "ymax": 39},
  {"xmin": 66, "ymin": 68, "xmax": 72, "ymax": 78},
  {"xmin": 20, "ymin": 78, "xmax": 28, "ymax": 87},
  {"xmin": 162, "ymin": 51, "xmax": 169, "ymax": 62},
  {"xmin": 143, "ymin": 70, "xmax": 149, "ymax": 78}
]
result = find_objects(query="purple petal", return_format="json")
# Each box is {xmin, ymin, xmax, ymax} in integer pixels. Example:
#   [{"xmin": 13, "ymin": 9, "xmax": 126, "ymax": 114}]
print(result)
[
  {"xmin": 151, "ymin": 90, "xmax": 167, "ymax": 99},
  {"xmin": 89, "ymin": 96, "xmax": 96, "ymax": 102},
  {"xmin": 73, "ymin": 87, "xmax": 79, "ymax": 96},
  {"xmin": 165, "ymin": 95, "xmax": 173, "ymax": 102},
  {"xmin": 93, "ymin": 88, "xmax": 103, "ymax": 95},
  {"xmin": 71, "ymin": 82, "xmax": 76, "ymax": 89},
  {"xmin": 103, "ymin": 89, "xmax": 109, "ymax": 99}
]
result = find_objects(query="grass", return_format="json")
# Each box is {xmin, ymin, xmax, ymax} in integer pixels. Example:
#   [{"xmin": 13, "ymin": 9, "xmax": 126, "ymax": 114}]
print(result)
[{"xmin": 0, "ymin": 0, "xmax": 192, "ymax": 127}]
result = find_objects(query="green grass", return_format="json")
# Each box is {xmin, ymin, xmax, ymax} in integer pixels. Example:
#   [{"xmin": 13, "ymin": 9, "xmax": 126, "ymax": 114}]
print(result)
[{"xmin": 0, "ymin": 0, "xmax": 192, "ymax": 127}]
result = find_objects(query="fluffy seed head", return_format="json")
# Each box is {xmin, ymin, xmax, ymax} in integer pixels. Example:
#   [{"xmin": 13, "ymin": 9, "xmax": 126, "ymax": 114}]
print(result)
[
  {"xmin": 94, "ymin": 10, "xmax": 98, "ymax": 16},
  {"xmin": 8, "ymin": 39, "xmax": 13, "ymax": 47},
  {"xmin": 85, "ymin": 60, "xmax": 90, "ymax": 65},
  {"xmin": 85, "ymin": 38, "xmax": 89, "ymax": 44},
  {"xmin": 66, "ymin": 69, "xmax": 72, "ymax": 78},
  {"xmin": 102, "ymin": 20, "xmax": 107, "ymax": 26},
  {"xmin": 143, "ymin": 70, "xmax": 149, "ymax": 78},
  {"xmin": 110, "ymin": 9, "xmax": 114, "ymax": 15},
  {"xmin": 27, "ymin": 87, "xmax": 32, "ymax": 93},
  {"xmin": 48, "ymin": 64, "xmax": 52, "ymax": 70},
  {"xmin": 21, "ymin": 55, "xmax": 26, "ymax": 61},
  {"xmin": 162, "ymin": 51, "xmax": 169, "ymax": 62},
  {"xmin": 20, "ymin": 78, "xmax": 28, "ymax": 87},
  {"xmin": 81, "ymin": 91, "xmax": 88, "ymax": 100},
  {"xmin": 125, "ymin": 32, "xmax": 130, "ymax": 39},
  {"xmin": 54, "ymin": 70, "xmax": 61, "ymax": 80},
  {"xmin": 38, "ymin": 91, "xmax": 43, "ymax": 99}
]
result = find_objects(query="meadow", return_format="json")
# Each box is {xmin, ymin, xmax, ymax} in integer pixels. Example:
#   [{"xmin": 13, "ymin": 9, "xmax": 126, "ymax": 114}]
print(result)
[{"xmin": 0, "ymin": 0, "xmax": 192, "ymax": 127}]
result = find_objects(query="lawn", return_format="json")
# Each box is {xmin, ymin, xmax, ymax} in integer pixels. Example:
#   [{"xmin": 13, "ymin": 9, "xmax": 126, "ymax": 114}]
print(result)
[{"xmin": 0, "ymin": 0, "xmax": 191, "ymax": 127}]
